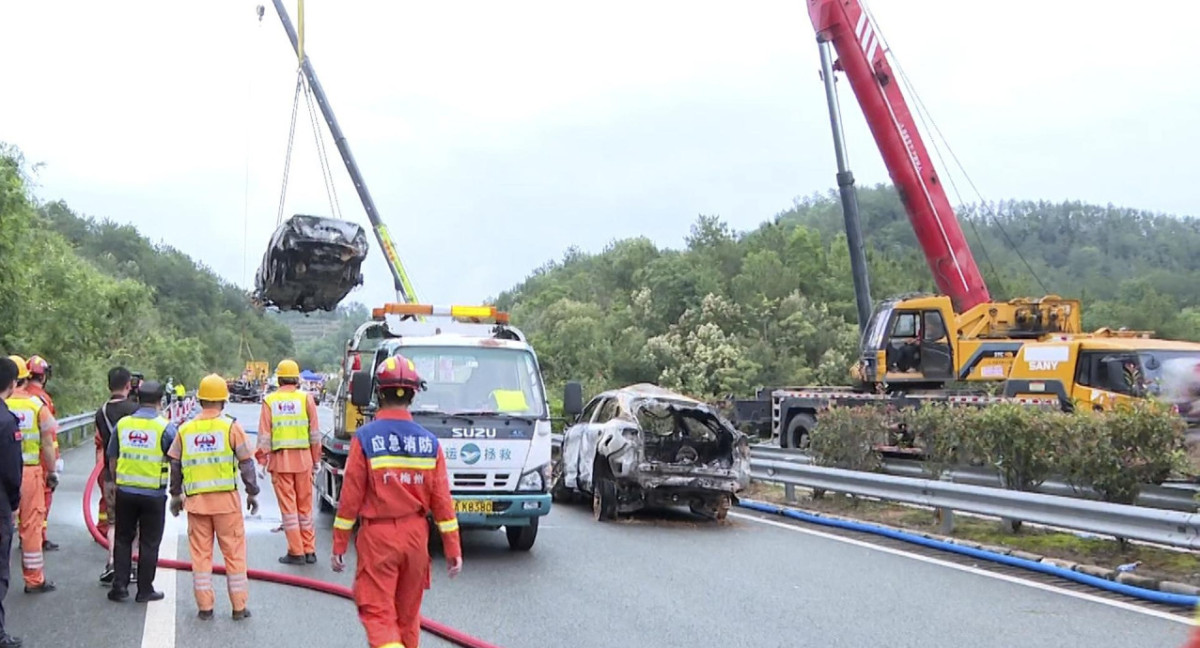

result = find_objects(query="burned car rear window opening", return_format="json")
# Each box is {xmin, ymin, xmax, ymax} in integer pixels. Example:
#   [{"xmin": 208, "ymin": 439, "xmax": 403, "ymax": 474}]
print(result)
[
  {"xmin": 254, "ymin": 214, "xmax": 370, "ymax": 313},
  {"xmin": 633, "ymin": 400, "xmax": 737, "ymax": 467},
  {"xmin": 554, "ymin": 383, "xmax": 751, "ymax": 521}
]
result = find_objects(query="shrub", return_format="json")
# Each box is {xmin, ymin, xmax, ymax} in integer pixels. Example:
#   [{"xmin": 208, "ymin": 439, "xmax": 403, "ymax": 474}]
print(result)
[
  {"xmin": 900, "ymin": 402, "xmax": 981, "ymax": 478},
  {"xmin": 1063, "ymin": 400, "xmax": 1189, "ymax": 505},
  {"xmin": 805, "ymin": 399, "xmax": 1190, "ymax": 509},
  {"xmin": 961, "ymin": 404, "xmax": 1069, "ymax": 493},
  {"xmin": 807, "ymin": 404, "xmax": 890, "ymax": 472}
]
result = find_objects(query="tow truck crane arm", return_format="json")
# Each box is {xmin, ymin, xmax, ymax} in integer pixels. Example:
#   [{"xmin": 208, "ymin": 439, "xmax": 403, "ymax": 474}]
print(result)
[
  {"xmin": 808, "ymin": 0, "xmax": 990, "ymax": 314},
  {"xmin": 268, "ymin": 0, "xmax": 419, "ymax": 304}
]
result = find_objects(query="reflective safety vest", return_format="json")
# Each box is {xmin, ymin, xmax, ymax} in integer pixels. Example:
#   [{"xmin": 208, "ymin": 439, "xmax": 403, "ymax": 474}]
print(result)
[
  {"xmin": 265, "ymin": 390, "xmax": 309, "ymax": 451},
  {"xmin": 115, "ymin": 415, "xmax": 170, "ymax": 489},
  {"xmin": 491, "ymin": 389, "xmax": 528, "ymax": 412},
  {"xmin": 6, "ymin": 396, "xmax": 42, "ymax": 466},
  {"xmin": 178, "ymin": 416, "xmax": 238, "ymax": 496}
]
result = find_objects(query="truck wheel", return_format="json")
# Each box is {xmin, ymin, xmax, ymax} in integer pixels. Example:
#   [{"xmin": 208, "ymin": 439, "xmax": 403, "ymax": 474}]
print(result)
[
  {"xmin": 505, "ymin": 518, "xmax": 538, "ymax": 551},
  {"xmin": 783, "ymin": 413, "xmax": 815, "ymax": 450},
  {"xmin": 593, "ymin": 476, "xmax": 617, "ymax": 521}
]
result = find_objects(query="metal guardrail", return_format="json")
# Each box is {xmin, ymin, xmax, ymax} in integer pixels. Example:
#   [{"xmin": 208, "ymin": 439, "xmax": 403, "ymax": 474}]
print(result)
[
  {"xmin": 55, "ymin": 412, "xmax": 97, "ymax": 450},
  {"xmin": 555, "ymin": 435, "xmax": 1200, "ymax": 514},
  {"xmin": 55, "ymin": 397, "xmax": 198, "ymax": 453},
  {"xmin": 554, "ymin": 432, "xmax": 1200, "ymax": 545},
  {"xmin": 750, "ymin": 445, "xmax": 1200, "ymax": 513},
  {"xmin": 751, "ymin": 457, "xmax": 1200, "ymax": 550}
]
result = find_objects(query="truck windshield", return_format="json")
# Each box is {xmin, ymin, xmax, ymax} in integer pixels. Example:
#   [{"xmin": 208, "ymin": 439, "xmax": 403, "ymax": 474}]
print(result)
[
  {"xmin": 1094, "ymin": 349, "xmax": 1200, "ymax": 397},
  {"xmin": 863, "ymin": 304, "xmax": 893, "ymax": 350},
  {"xmin": 397, "ymin": 346, "xmax": 548, "ymax": 418},
  {"xmin": 1139, "ymin": 350, "xmax": 1200, "ymax": 397}
]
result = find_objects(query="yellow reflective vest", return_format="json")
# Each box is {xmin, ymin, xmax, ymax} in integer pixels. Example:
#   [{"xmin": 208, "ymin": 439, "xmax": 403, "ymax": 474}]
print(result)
[
  {"xmin": 265, "ymin": 390, "xmax": 310, "ymax": 451},
  {"xmin": 115, "ymin": 414, "xmax": 170, "ymax": 489},
  {"xmin": 178, "ymin": 416, "xmax": 238, "ymax": 496},
  {"xmin": 6, "ymin": 395, "xmax": 43, "ymax": 466}
]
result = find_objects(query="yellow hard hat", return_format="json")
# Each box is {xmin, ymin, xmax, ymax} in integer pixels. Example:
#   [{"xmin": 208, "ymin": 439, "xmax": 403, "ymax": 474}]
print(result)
[
  {"xmin": 197, "ymin": 373, "xmax": 230, "ymax": 402},
  {"xmin": 7, "ymin": 355, "xmax": 29, "ymax": 380},
  {"xmin": 276, "ymin": 359, "xmax": 301, "ymax": 379}
]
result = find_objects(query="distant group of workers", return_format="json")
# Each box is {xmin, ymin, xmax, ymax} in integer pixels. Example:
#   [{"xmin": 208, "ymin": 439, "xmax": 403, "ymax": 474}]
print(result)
[{"xmin": 0, "ymin": 352, "xmax": 461, "ymax": 648}]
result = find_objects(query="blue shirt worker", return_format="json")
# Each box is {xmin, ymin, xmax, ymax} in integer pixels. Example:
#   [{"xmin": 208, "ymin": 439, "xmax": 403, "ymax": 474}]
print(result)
[{"xmin": 105, "ymin": 380, "xmax": 177, "ymax": 603}]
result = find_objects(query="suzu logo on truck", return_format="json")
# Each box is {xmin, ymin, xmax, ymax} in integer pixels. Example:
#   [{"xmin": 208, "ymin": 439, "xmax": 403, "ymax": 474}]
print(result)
[{"xmin": 451, "ymin": 427, "xmax": 497, "ymax": 438}]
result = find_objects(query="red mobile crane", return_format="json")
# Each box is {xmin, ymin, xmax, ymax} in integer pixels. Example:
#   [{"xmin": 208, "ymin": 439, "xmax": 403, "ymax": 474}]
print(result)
[
  {"xmin": 809, "ymin": 0, "xmax": 989, "ymax": 313},
  {"xmin": 753, "ymin": 0, "xmax": 1080, "ymax": 448}
]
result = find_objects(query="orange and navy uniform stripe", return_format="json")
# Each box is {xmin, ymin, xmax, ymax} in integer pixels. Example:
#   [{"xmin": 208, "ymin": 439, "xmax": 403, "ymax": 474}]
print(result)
[{"xmin": 331, "ymin": 409, "xmax": 461, "ymax": 560}]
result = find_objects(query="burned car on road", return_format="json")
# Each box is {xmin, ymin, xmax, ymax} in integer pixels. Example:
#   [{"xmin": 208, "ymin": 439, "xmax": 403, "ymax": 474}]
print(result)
[
  {"xmin": 552, "ymin": 382, "xmax": 750, "ymax": 521},
  {"xmin": 253, "ymin": 214, "xmax": 370, "ymax": 313}
]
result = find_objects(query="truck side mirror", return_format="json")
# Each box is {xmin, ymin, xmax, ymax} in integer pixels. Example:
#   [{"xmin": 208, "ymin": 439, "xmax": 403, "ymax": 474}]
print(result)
[
  {"xmin": 350, "ymin": 370, "xmax": 374, "ymax": 408},
  {"xmin": 563, "ymin": 381, "xmax": 584, "ymax": 418}
]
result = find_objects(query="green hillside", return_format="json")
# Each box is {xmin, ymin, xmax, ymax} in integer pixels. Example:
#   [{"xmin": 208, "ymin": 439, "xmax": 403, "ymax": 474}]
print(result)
[
  {"xmin": 493, "ymin": 184, "xmax": 1200, "ymax": 400},
  {"xmin": 0, "ymin": 143, "xmax": 294, "ymax": 412}
]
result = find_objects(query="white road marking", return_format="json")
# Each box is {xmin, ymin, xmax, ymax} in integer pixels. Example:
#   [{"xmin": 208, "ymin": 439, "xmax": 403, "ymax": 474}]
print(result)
[
  {"xmin": 141, "ymin": 513, "xmax": 184, "ymax": 648},
  {"xmin": 728, "ymin": 511, "xmax": 1190, "ymax": 625}
]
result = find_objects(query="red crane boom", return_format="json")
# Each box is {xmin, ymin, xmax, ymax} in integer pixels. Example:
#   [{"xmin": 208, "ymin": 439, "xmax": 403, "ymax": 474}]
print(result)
[{"xmin": 808, "ymin": 0, "xmax": 991, "ymax": 312}]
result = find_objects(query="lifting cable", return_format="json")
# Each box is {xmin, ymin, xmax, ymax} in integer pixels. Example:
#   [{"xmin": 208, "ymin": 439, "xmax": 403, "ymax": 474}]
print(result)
[
  {"xmin": 272, "ymin": 0, "xmax": 343, "ymax": 227},
  {"xmin": 273, "ymin": 72, "xmax": 304, "ymax": 228},
  {"xmin": 81, "ymin": 462, "xmax": 506, "ymax": 648},
  {"xmin": 859, "ymin": 0, "xmax": 1046, "ymax": 295}
]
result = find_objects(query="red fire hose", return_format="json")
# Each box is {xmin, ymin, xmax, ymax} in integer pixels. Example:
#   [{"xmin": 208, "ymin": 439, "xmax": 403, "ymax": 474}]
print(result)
[{"xmin": 82, "ymin": 462, "xmax": 504, "ymax": 648}]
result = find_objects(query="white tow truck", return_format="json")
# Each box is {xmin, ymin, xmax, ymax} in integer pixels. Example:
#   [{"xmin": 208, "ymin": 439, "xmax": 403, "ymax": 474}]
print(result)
[{"xmin": 317, "ymin": 303, "xmax": 554, "ymax": 550}]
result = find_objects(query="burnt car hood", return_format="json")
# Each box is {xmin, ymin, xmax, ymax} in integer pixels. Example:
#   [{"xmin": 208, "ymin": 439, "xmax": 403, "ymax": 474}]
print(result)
[{"xmin": 253, "ymin": 214, "xmax": 370, "ymax": 313}]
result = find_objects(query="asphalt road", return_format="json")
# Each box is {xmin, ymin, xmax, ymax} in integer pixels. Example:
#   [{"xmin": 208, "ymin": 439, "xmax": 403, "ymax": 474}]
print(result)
[{"xmin": 4, "ymin": 403, "xmax": 1190, "ymax": 648}]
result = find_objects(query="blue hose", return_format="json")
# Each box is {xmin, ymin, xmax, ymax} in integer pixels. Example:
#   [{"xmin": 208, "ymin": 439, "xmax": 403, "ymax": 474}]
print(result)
[{"xmin": 737, "ymin": 498, "xmax": 1200, "ymax": 609}]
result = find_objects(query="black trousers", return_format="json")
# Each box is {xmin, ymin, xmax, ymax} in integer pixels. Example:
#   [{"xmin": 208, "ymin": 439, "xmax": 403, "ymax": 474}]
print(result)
[
  {"xmin": 113, "ymin": 490, "xmax": 166, "ymax": 594},
  {"xmin": 0, "ymin": 511, "xmax": 12, "ymax": 634}
]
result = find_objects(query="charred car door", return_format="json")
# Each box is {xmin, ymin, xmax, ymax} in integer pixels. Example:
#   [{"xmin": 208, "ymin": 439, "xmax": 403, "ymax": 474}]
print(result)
[{"xmin": 561, "ymin": 395, "xmax": 608, "ymax": 493}]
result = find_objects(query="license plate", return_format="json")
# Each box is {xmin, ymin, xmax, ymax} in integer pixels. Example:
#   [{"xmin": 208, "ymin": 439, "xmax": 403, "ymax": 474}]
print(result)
[{"xmin": 455, "ymin": 499, "xmax": 493, "ymax": 514}]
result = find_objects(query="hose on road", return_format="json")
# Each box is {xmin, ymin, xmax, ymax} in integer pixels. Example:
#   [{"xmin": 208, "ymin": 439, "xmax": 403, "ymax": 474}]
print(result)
[
  {"xmin": 82, "ymin": 462, "xmax": 505, "ymax": 648},
  {"xmin": 738, "ymin": 498, "xmax": 1200, "ymax": 610}
]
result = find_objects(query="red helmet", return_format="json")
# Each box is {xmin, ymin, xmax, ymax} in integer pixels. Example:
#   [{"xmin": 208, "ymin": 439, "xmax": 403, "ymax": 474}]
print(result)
[
  {"xmin": 26, "ymin": 355, "xmax": 50, "ymax": 379},
  {"xmin": 375, "ymin": 354, "xmax": 425, "ymax": 392}
]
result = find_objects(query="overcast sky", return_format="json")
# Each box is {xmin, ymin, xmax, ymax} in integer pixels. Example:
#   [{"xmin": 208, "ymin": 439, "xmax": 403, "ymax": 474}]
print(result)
[{"xmin": 3, "ymin": 1, "xmax": 1198, "ymax": 310}]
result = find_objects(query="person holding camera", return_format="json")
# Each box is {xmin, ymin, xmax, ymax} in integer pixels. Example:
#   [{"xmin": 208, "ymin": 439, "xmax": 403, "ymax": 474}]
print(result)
[{"xmin": 95, "ymin": 368, "xmax": 140, "ymax": 585}]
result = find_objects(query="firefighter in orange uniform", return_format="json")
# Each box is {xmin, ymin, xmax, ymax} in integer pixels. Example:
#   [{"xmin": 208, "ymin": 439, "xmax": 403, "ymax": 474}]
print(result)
[
  {"xmin": 23, "ymin": 356, "xmax": 59, "ymax": 552},
  {"xmin": 167, "ymin": 374, "xmax": 260, "ymax": 620},
  {"xmin": 331, "ymin": 355, "xmax": 462, "ymax": 648},
  {"xmin": 257, "ymin": 359, "xmax": 321, "ymax": 564},
  {"xmin": 3, "ymin": 356, "xmax": 58, "ymax": 593}
]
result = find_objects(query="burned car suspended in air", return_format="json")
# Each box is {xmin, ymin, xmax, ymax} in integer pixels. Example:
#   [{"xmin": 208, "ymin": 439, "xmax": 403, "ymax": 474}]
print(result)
[
  {"xmin": 253, "ymin": 214, "xmax": 370, "ymax": 313},
  {"xmin": 553, "ymin": 383, "xmax": 750, "ymax": 521}
]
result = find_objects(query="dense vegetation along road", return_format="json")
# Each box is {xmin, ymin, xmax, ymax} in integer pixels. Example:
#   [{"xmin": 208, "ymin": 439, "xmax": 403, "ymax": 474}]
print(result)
[{"xmin": 6, "ymin": 403, "xmax": 1186, "ymax": 648}]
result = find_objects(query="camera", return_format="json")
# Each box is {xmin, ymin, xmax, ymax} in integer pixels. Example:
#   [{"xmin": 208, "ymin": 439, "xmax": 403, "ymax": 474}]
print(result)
[{"xmin": 128, "ymin": 371, "xmax": 145, "ymax": 401}]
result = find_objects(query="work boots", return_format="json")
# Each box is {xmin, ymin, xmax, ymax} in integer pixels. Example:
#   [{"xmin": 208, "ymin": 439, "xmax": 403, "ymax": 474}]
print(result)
[
  {"xmin": 304, "ymin": 553, "xmax": 317, "ymax": 564},
  {"xmin": 24, "ymin": 582, "xmax": 55, "ymax": 594},
  {"xmin": 233, "ymin": 608, "xmax": 252, "ymax": 621},
  {"xmin": 136, "ymin": 590, "xmax": 165, "ymax": 603},
  {"xmin": 278, "ymin": 554, "xmax": 305, "ymax": 565}
]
